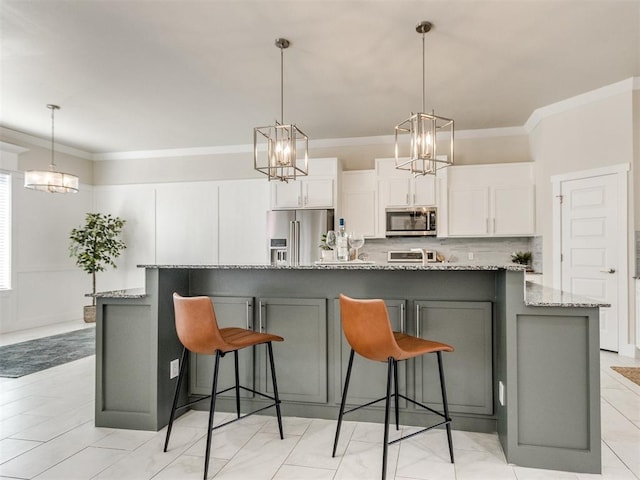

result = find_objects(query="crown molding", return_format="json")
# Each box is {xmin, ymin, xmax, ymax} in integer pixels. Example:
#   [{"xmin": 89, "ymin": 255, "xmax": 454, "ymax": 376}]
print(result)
[
  {"xmin": 524, "ymin": 77, "xmax": 639, "ymax": 134},
  {"xmin": 0, "ymin": 127, "xmax": 92, "ymax": 159},
  {"xmin": 92, "ymin": 126, "xmax": 525, "ymax": 161}
]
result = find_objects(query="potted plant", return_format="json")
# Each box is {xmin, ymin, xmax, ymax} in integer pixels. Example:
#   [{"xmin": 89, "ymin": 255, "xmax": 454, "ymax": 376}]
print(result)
[
  {"xmin": 319, "ymin": 233, "xmax": 334, "ymax": 262},
  {"xmin": 511, "ymin": 251, "xmax": 532, "ymax": 269},
  {"xmin": 69, "ymin": 213, "xmax": 126, "ymax": 322}
]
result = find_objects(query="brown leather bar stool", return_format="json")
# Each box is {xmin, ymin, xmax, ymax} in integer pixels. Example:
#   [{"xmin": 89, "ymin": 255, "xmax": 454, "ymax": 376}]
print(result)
[
  {"xmin": 164, "ymin": 293, "xmax": 284, "ymax": 480},
  {"xmin": 333, "ymin": 294, "xmax": 454, "ymax": 480}
]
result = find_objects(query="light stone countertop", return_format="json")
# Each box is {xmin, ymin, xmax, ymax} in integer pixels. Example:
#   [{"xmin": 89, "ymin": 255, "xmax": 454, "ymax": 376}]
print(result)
[
  {"xmin": 137, "ymin": 262, "xmax": 528, "ymax": 271},
  {"xmin": 92, "ymin": 264, "xmax": 608, "ymax": 307},
  {"xmin": 524, "ymin": 281, "xmax": 610, "ymax": 308}
]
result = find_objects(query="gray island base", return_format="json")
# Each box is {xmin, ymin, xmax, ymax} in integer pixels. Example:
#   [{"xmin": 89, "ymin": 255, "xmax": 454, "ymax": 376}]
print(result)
[{"xmin": 95, "ymin": 264, "xmax": 604, "ymax": 474}]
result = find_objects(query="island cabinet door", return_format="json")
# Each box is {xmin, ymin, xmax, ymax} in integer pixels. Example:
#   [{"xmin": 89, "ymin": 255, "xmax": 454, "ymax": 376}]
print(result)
[
  {"xmin": 258, "ymin": 297, "xmax": 328, "ymax": 403},
  {"xmin": 189, "ymin": 297, "xmax": 255, "ymax": 398},
  {"xmin": 334, "ymin": 299, "xmax": 408, "ymax": 407},
  {"xmin": 414, "ymin": 301, "xmax": 493, "ymax": 415}
]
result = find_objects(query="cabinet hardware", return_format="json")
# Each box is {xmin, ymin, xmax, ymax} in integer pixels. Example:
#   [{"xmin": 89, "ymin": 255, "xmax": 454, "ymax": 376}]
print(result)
[
  {"xmin": 246, "ymin": 300, "xmax": 252, "ymax": 330},
  {"xmin": 400, "ymin": 303, "xmax": 405, "ymax": 333},
  {"xmin": 415, "ymin": 304, "xmax": 421, "ymax": 337},
  {"xmin": 259, "ymin": 301, "xmax": 264, "ymax": 331}
]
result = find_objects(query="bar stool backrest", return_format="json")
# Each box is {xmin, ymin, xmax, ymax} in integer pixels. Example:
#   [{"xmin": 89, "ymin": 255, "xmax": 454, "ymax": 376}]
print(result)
[
  {"xmin": 339, "ymin": 294, "xmax": 404, "ymax": 362},
  {"xmin": 173, "ymin": 293, "xmax": 226, "ymax": 355}
]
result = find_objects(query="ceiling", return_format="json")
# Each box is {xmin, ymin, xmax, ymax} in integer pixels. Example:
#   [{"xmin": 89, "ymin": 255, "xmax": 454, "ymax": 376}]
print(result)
[{"xmin": 1, "ymin": 0, "xmax": 639, "ymax": 155}]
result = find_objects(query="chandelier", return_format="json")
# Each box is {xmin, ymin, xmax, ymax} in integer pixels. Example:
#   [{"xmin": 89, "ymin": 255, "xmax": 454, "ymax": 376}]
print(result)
[
  {"xmin": 254, "ymin": 38, "xmax": 308, "ymax": 182},
  {"xmin": 395, "ymin": 21, "xmax": 454, "ymax": 176},
  {"xmin": 24, "ymin": 104, "xmax": 79, "ymax": 193}
]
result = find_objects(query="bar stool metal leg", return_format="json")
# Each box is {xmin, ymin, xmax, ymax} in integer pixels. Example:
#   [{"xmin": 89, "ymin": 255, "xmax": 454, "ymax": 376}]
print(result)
[
  {"xmin": 233, "ymin": 350, "xmax": 241, "ymax": 418},
  {"xmin": 267, "ymin": 342, "xmax": 284, "ymax": 440},
  {"xmin": 164, "ymin": 347, "xmax": 188, "ymax": 452},
  {"xmin": 333, "ymin": 348, "xmax": 355, "ymax": 457},
  {"xmin": 437, "ymin": 351, "xmax": 454, "ymax": 463},
  {"xmin": 382, "ymin": 357, "xmax": 394, "ymax": 480},
  {"xmin": 203, "ymin": 351, "xmax": 221, "ymax": 480},
  {"xmin": 393, "ymin": 360, "xmax": 400, "ymax": 430}
]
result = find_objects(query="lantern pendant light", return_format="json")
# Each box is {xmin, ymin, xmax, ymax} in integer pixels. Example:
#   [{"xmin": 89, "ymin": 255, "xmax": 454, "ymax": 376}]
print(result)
[
  {"xmin": 395, "ymin": 21, "xmax": 454, "ymax": 176},
  {"xmin": 24, "ymin": 104, "xmax": 79, "ymax": 193},
  {"xmin": 254, "ymin": 38, "xmax": 308, "ymax": 182}
]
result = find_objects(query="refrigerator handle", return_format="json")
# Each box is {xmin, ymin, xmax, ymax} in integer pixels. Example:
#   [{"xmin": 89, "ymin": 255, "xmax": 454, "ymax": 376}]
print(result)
[{"xmin": 289, "ymin": 220, "xmax": 300, "ymax": 266}]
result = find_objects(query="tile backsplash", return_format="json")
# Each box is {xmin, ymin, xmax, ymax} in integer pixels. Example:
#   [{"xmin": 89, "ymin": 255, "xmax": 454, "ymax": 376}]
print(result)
[{"xmin": 362, "ymin": 236, "xmax": 542, "ymax": 272}]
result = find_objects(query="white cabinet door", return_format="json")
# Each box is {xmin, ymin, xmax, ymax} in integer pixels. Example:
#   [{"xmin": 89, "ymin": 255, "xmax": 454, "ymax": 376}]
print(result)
[
  {"xmin": 447, "ymin": 163, "xmax": 535, "ymax": 237},
  {"xmin": 493, "ymin": 185, "xmax": 535, "ymax": 235},
  {"xmin": 341, "ymin": 171, "xmax": 376, "ymax": 237},
  {"xmin": 303, "ymin": 179, "xmax": 334, "ymax": 208},
  {"xmin": 413, "ymin": 175, "xmax": 437, "ymax": 206},
  {"xmin": 218, "ymin": 180, "xmax": 270, "ymax": 265},
  {"xmin": 93, "ymin": 184, "xmax": 156, "ymax": 290},
  {"xmin": 382, "ymin": 178, "xmax": 411, "ymax": 207},
  {"xmin": 270, "ymin": 158, "xmax": 338, "ymax": 210},
  {"xmin": 448, "ymin": 186, "xmax": 490, "ymax": 236},
  {"xmin": 271, "ymin": 181, "xmax": 301, "ymax": 209},
  {"xmin": 156, "ymin": 182, "xmax": 219, "ymax": 264},
  {"xmin": 376, "ymin": 158, "xmax": 436, "ymax": 208}
]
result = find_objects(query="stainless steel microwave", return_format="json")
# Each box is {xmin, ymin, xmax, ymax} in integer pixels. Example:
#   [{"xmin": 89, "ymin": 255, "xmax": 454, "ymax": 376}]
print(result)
[{"xmin": 385, "ymin": 207, "xmax": 437, "ymax": 237}]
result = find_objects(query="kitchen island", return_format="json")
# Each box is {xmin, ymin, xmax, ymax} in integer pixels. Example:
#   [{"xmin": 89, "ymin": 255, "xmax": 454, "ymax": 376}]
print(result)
[{"xmin": 94, "ymin": 263, "xmax": 605, "ymax": 474}]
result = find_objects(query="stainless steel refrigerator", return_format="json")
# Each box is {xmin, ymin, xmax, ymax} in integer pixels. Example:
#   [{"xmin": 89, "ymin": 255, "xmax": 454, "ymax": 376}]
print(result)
[{"xmin": 267, "ymin": 209, "xmax": 335, "ymax": 266}]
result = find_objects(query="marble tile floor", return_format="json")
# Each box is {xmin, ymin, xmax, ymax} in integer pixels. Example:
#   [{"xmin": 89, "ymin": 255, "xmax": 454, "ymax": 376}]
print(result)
[{"xmin": 0, "ymin": 321, "xmax": 639, "ymax": 480}]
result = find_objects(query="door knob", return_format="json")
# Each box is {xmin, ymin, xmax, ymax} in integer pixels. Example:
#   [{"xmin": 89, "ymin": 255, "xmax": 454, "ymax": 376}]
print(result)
[{"xmin": 599, "ymin": 268, "xmax": 616, "ymax": 274}]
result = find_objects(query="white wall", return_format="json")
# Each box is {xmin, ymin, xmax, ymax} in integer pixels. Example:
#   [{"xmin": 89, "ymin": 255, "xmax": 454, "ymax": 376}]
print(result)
[
  {"xmin": 528, "ymin": 82, "xmax": 637, "ymax": 354},
  {"xmin": 1, "ymin": 174, "xmax": 94, "ymax": 333}
]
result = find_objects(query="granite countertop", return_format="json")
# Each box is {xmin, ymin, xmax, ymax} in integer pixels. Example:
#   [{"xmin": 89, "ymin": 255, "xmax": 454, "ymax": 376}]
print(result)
[
  {"xmin": 92, "ymin": 265, "xmax": 606, "ymax": 308},
  {"xmin": 137, "ymin": 263, "xmax": 528, "ymax": 271},
  {"xmin": 87, "ymin": 288, "xmax": 147, "ymax": 299},
  {"xmin": 524, "ymin": 282, "xmax": 610, "ymax": 308}
]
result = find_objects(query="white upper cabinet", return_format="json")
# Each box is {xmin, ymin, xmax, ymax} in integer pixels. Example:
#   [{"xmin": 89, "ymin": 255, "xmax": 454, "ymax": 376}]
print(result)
[
  {"xmin": 340, "ymin": 170, "xmax": 376, "ymax": 238},
  {"xmin": 447, "ymin": 163, "xmax": 535, "ymax": 237},
  {"xmin": 218, "ymin": 179, "xmax": 270, "ymax": 265},
  {"xmin": 375, "ymin": 158, "xmax": 437, "ymax": 208},
  {"xmin": 270, "ymin": 158, "xmax": 338, "ymax": 209}
]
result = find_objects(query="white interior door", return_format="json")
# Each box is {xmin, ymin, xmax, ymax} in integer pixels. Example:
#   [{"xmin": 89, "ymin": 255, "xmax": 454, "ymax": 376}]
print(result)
[{"xmin": 560, "ymin": 174, "xmax": 619, "ymax": 351}]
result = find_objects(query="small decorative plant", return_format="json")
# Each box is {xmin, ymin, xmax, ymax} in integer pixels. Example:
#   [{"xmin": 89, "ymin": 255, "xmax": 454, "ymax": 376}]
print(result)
[
  {"xmin": 511, "ymin": 251, "xmax": 532, "ymax": 266},
  {"xmin": 69, "ymin": 213, "xmax": 126, "ymax": 321},
  {"xmin": 319, "ymin": 234, "xmax": 333, "ymax": 251}
]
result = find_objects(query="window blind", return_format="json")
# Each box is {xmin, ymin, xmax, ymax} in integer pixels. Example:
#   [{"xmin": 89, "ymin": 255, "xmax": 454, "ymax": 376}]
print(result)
[{"xmin": 0, "ymin": 173, "xmax": 10, "ymax": 290}]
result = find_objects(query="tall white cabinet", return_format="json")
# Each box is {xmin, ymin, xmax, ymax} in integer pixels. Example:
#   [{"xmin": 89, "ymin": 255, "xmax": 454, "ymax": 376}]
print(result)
[
  {"xmin": 340, "ymin": 170, "xmax": 376, "ymax": 237},
  {"xmin": 447, "ymin": 163, "xmax": 535, "ymax": 237}
]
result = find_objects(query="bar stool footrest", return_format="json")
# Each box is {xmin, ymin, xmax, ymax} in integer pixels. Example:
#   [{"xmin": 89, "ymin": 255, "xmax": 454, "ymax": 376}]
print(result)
[{"xmin": 388, "ymin": 419, "xmax": 451, "ymax": 446}]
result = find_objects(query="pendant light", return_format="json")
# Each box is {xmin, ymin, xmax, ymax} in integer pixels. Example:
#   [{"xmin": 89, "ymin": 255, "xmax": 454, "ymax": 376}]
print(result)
[
  {"xmin": 24, "ymin": 104, "xmax": 79, "ymax": 193},
  {"xmin": 395, "ymin": 21, "xmax": 454, "ymax": 176},
  {"xmin": 254, "ymin": 38, "xmax": 308, "ymax": 182}
]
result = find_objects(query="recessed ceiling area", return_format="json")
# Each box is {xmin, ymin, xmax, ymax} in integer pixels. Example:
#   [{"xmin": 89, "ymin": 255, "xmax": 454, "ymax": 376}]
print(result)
[{"xmin": 1, "ymin": 0, "xmax": 638, "ymax": 154}]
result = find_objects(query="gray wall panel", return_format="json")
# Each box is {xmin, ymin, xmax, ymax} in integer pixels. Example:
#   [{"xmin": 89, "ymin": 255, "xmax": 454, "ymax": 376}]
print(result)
[{"xmin": 516, "ymin": 314, "xmax": 589, "ymax": 449}]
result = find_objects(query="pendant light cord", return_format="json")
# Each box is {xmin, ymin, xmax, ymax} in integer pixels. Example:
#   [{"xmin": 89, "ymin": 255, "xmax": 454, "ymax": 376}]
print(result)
[
  {"xmin": 49, "ymin": 105, "xmax": 57, "ymax": 169},
  {"xmin": 422, "ymin": 31, "xmax": 426, "ymax": 113},
  {"xmin": 280, "ymin": 44, "xmax": 284, "ymax": 125}
]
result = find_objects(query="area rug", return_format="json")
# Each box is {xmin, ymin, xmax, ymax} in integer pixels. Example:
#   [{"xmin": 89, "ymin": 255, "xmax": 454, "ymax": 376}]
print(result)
[
  {"xmin": 0, "ymin": 327, "xmax": 95, "ymax": 378},
  {"xmin": 611, "ymin": 366, "xmax": 640, "ymax": 387}
]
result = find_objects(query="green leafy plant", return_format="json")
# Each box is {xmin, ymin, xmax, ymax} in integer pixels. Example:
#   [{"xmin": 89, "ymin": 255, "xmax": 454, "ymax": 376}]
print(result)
[
  {"xmin": 319, "ymin": 234, "xmax": 333, "ymax": 251},
  {"xmin": 511, "ymin": 251, "xmax": 532, "ymax": 265},
  {"xmin": 69, "ymin": 213, "xmax": 126, "ymax": 306}
]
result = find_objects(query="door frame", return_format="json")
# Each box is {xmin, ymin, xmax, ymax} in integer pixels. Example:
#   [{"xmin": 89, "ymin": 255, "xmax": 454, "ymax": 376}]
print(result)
[{"xmin": 552, "ymin": 163, "xmax": 629, "ymax": 352}]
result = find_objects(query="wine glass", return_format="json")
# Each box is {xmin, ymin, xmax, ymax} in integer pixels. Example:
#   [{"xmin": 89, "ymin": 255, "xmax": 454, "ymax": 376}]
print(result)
[
  {"xmin": 325, "ymin": 230, "xmax": 337, "ymax": 261},
  {"xmin": 348, "ymin": 232, "xmax": 365, "ymax": 260}
]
